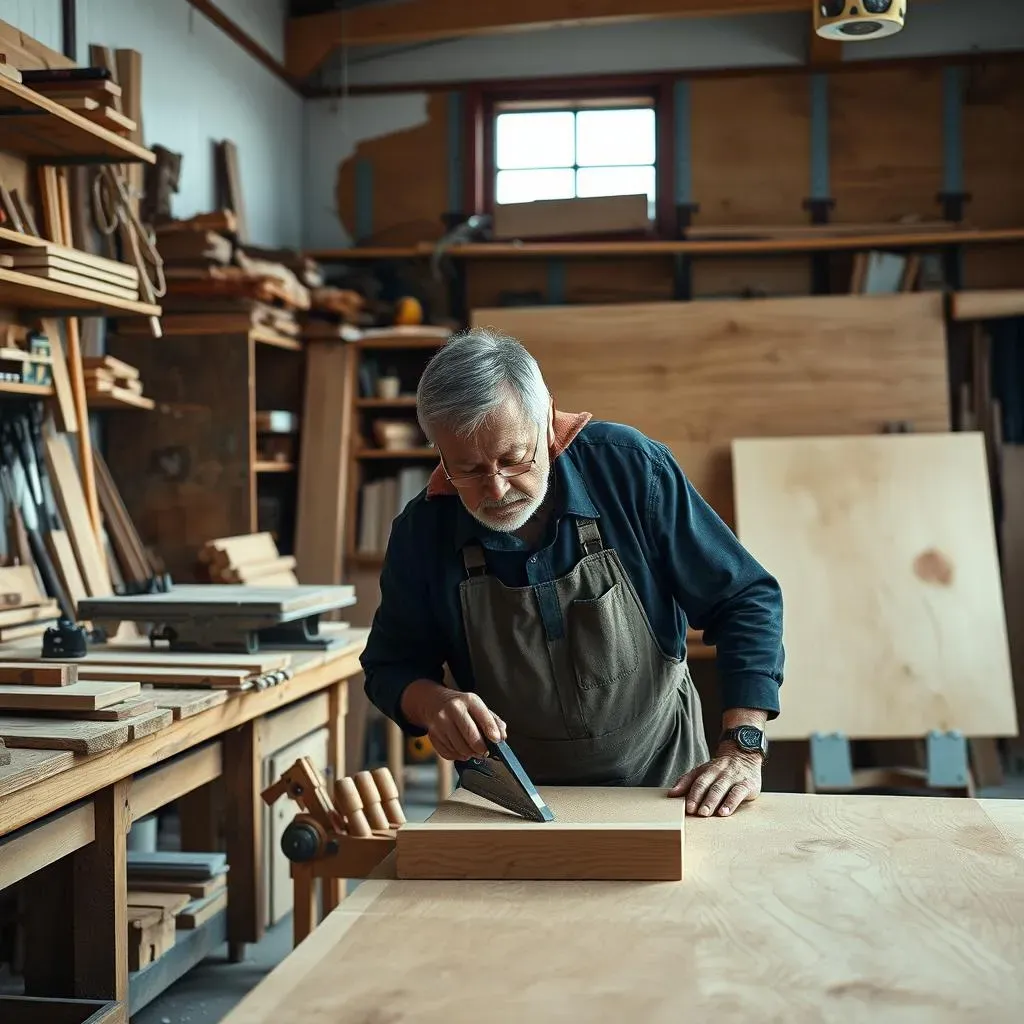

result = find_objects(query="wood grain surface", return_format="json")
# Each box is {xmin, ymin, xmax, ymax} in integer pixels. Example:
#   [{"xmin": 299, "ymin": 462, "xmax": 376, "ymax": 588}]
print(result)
[
  {"xmin": 221, "ymin": 792, "xmax": 1024, "ymax": 1024},
  {"xmin": 732, "ymin": 433, "xmax": 1017, "ymax": 740},
  {"xmin": 472, "ymin": 293, "xmax": 949, "ymax": 523},
  {"xmin": 396, "ymin": 787, "xmax": 683, "ymax": 881}
]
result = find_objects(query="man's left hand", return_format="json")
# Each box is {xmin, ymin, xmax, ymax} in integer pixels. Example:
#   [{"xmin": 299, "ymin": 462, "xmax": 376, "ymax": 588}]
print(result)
[{"xmin": 669, "ymin": 744, "xmax": 763, "ymax": 817}]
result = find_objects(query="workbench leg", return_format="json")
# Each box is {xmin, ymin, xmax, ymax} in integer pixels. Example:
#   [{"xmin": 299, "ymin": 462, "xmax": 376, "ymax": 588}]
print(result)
[
  {"xmin": 73, "ymin": 780, "xmax": 130, "ymax": 1005},
  {"xmin": 293, "ymin": 866, "xmax": 317, "ymax": 948},
  {"xmin": 387, "ymin": 720, "xmax": 404, "ymax": 801},
  {"xmin": 178, "ymin": 778, "xmax": 223, "ymax": 852},
  {"xmin": 224, "ymin": 720, "xmax": 263, "ymax": 962},
  {"xmin": 328, "ymin": 680, "xmax": 348, "ymax": 784},
  {"xmin": 321, "ymin": 876, "xmax": 343, "ymax": 919}
]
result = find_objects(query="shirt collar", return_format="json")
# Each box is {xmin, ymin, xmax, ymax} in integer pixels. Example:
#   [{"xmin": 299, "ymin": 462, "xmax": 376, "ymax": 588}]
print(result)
[{"xmin": 443, "ymin": 411, "xmax": 599, "ymax": 553}]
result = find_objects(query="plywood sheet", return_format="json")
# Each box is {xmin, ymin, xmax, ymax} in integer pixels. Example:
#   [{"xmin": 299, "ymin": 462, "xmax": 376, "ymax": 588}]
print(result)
[
  {"xmin": 732, "ymin": 433, "xmax": 1017, "ymax": 740},
  {"xmin": 395, "ymin": 787, "xmax": 683, "ymax": 881},
  {"xmin": 473, "ymin": 293, "xmax": 950, "ymax": 524},
  {"xmin": 220, "ymin": 793, "xmax": 1024, "ymax": 1024}
]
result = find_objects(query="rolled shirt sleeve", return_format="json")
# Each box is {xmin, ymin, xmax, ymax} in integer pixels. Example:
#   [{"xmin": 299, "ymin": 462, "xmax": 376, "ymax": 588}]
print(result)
[
  {"xmin": 360, "ymin": 512, "xmax": 447, "ymax": 735},
  {"xmin": 647, "ymin": 445, "xmax": 785, "ymax": 717}
]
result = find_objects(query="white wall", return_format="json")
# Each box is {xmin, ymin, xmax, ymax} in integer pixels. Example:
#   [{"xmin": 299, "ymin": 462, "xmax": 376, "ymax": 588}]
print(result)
[
  {"xmin": 0, "ymin": 0, "xmax": 62, "ymax": 52},
  {"xmin": 77, "ymin": 0, "xmax": 302, "ymax": 247}
]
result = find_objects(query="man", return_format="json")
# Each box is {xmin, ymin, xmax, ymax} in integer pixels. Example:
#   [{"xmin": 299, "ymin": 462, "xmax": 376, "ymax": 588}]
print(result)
[{"xmin": 361, "ymin": 327, "xmax": 785, "ymax": 818}]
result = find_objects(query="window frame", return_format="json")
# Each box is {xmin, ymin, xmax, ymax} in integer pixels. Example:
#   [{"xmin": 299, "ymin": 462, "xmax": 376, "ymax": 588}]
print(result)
[{"xmin": 469, "ymin": 77, "xmax": 677, "ymax": 239}]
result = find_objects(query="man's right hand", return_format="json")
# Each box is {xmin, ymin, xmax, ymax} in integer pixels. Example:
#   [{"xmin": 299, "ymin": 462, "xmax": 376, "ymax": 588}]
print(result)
[{"xmin": 399, "ymin": 681, "xmax": 507, "ymax": 762}]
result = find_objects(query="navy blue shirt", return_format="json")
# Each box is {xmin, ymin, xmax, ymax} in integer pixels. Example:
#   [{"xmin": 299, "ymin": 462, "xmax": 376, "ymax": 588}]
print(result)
[{"xmin": 361, "ymin": 419, "xmax": 785, "ymax": 733}]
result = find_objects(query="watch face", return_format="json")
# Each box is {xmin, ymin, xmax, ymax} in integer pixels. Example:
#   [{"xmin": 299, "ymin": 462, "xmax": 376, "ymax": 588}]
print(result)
[{"xmin": 736, "ymin": 726, "xmax": 764, "ymax": 751}]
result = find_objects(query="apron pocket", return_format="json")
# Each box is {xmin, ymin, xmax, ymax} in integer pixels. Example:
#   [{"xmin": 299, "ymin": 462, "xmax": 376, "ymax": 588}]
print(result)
[{"xmin": 567, "ymin": 583, "xmax": 640, "ymax": 690}]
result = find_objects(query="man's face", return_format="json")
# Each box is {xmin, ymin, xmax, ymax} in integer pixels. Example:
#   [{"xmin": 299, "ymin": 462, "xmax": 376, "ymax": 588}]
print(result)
[{"xmin": 434, "ymin": 396, "xmax": 552, "ymax": 533}]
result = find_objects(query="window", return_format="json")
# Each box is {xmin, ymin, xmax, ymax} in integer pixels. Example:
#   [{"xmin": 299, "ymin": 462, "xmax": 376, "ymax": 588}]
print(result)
[{"xmin": 494, "ymin": 102, "xmax": 657, "ymax": 215}]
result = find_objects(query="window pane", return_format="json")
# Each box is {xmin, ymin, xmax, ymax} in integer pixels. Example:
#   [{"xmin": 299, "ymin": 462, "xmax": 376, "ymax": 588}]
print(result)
[
  {"xmin": 496, "ymin": 168, "xmax": 576, "ymax": 205},
  {"xmin": 576, "ymin": 108, "xmax": 656, "ymax": 167},
  {"xmin": 576, "ymin": 165, "xmax": 656, "ymax": 202},
  {"xmin": 496, "ymin": 111, "xmax": 575, "ymax": 170}
]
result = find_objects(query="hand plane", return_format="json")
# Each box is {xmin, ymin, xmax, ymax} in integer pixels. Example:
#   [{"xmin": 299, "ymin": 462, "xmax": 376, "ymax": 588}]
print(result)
[{"xmin": 455, "ymin": 739, "xmax": 555, "ymax": 823}]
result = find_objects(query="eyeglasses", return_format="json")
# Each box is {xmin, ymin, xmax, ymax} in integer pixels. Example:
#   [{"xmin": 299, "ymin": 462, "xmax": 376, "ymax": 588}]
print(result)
[{"xmin": 438, "ymin": 429, "xmax": 541, "ymax": 487}]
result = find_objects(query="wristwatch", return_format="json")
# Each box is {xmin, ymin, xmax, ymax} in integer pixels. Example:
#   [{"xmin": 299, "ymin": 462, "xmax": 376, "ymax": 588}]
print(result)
[{"xmin": 719, "ymin": 725, "xmax": 769, "ymax": 760}]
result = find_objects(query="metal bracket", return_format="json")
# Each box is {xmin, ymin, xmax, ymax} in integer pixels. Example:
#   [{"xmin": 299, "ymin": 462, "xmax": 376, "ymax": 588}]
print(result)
[
  {"xmin": 809, "ymin": 732, "xmax": 853, "ymax": 789},
  {"xmin": 926, "ymin": 730, "xmax": 970, "ymax": 788}
]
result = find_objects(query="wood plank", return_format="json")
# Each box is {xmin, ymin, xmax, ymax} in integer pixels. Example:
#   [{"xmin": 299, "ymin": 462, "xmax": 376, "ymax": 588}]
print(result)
[
  {"xmin": 70, "ymin": 696, "xmax": 156, "ymax": 721},
  {"xmin": 952, "ymin": 289, "xmax": 1024, "ymax": 321},
  {"xmin": 473, "ymin": 294, "xmax": 950, "ymax": 524},
  {"xmin": 147, "ymin": 688, "xmax": 229, "ymax": 720},
  {"xmin": 0, "ymin": 803, "xmax": 94, "ymax": 892},
  {"xmin": 177, "ymin": 888, "xmax": 228, "ymax": 929},
  {"xmin": 218, "ymin": 792, "xmax": 1024, "ymax": 1024},
  {"xmin": 39, "ymin": 319, "xmax": 79, "ymax": 433},
  {"xmin": 732, "ymin": 433, "xmax": 1018, "ymax": 741},
  {"xmin": 0, "ymin": 662, "xmax": 77, "ymax": 686},
  {"xmin": 124, "ymin": 707, "xmax": 173, "ymax": 740},
  {"xmin": 0, "ymin": 715, "xmax": 130, "ymax": 753},
  {"xmin": 130, "ymin": 742, "xmax": 223, "ymax": 822},
  {"xmin": 0, "ymin": 266, "xmax": 158, "ymax": 315},
  {"xmin": 127, "ymin": 890, "xmax": 191, "ymax": 915},
  {"xmin": 12, "ymin": 264, "xmax": 139, "ymax": 300},
  {"xmin": 0, "ymin": 243, "xmax": 139, "ymax": 281},
  {"xmin": 0, "ymin": 747, "xmax": 75, "ymax": 799},
  {"xmin": 122, "ymin": 873, "xmax": 227, "ymax": 900},
  {"xmin": 396, "ymin": 787, "xmax": 683, "ymax": 881},
  {"xmin": 0, "ymin": 679, "xmax": 141, "ymax": 711},
  {"xmin": 77, "ymin": 665, "xmax": 254, "ymax": 690}
]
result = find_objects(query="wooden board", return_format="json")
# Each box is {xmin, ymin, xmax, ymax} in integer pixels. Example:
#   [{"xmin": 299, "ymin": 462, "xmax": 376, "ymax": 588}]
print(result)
[
  {"xmin": 221, "ymin": 793, "xmax": 1024, "ymax": 1024},
  {"xmin": 127, "ymin": 890, "xmax": 191, "ymax": 915},
  {"xmin": 75, "ymin": 665, "xmax": 254, "ymax": 690},
  {"xmin": 0, "ymin": 662, "xmax": 76, "ymax": 686},
  {"xmin": 0, "ymin": 679, "xmax": 141, "ymax": 711},
  {"xmin": 732, "ymin": 433, "xmax": 1018, "ymax": 741},
  {"xmin": 70, "ymin": 695, "xmax": 156, "ymax": 720},
  {"xmin": 123, "ymin": 707, "xmax": 173, "ymax": 740},
  {"xmin": 177, "ymin": 887, "xmax": 227, "ymax": 929},
  {"xmin": 395, "ymin": 787, "xmax": 683, "ymax": 881},
  {"xmin": 146, "ymin": 688, "xmax": 229, "ymax": 720},
  {"xmin": 0, "ymin": 716, "xmax": 129, "ymax": 753},
  {"xmin": 0, "ymin": 747, "xmax": 75, "ymax": 798},
  {"xmin": 472, "ymin": 294, "xmax": 950, "ymax": 524},
  {"xmin": 123, "ymin": 872, "xmax": 228, "ymax": 900}
]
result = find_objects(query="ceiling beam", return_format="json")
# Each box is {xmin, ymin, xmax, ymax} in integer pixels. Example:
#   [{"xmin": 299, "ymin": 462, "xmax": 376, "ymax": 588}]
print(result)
[{"xmin": 285, "ymin": 0, "xmax": 809, "ymax": 81}]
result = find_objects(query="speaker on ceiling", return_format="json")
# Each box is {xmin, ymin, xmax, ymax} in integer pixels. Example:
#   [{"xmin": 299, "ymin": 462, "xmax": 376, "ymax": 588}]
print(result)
[{"xmin": 814, "ymin": 0, "xmax": 908, "ymax": 40}]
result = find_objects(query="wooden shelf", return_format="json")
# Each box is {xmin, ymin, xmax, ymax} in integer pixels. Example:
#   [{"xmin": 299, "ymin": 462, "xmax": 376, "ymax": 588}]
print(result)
[
  {"xmin": 356, "ymin": 448, "xmax": 437, "ymax": 460},
  {"xmin": 307, "ymin": 246, "xmax": 421, "ymax": 261},
  {"xmin": 87, "ymin": 390, "xmax": 155, "ymax": 410},
  {"xmin": 0, "ymin": 74, "xmax": 155, "ymax": 165},
  {"xmin": 0, "ymin": 266, "xmax": 161, "ymax": 316},
  {"xmin": 255, "ymin": 460, "xmax": 295, "ymax": 473},
  {"xmin": 951, "ymin": 289, "xmax": 1024, "ymax": 322},
  {"xmin": 416, "ymin": 227, "xmax": 1024, "ymax": 259},
  {"xmin": 356, "ymin": 337, "xmax": 446, "ymax": 350},
  {"xmin": 0, "ymin": 380, "xmax": 53, "ymax": 398},
  {"xmin": 356, "ymin": 397, "xmax": 418, "ymax": 408},
  {"xmin": 251, "ymin": 326, "xmax": 303, "ymax": 351}
]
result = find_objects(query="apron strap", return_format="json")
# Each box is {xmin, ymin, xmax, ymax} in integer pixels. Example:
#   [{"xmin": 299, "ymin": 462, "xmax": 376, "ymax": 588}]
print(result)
[
  {"xmin": 576, "ymin": 518, "xmax": 604, "ymax": 556},
  {"xmin": 462, "ymin": 544, "xmax": 489, "ymax": 578}
]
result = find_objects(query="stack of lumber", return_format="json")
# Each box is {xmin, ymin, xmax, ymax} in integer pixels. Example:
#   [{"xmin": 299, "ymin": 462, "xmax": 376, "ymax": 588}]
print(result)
[
  {"xmin": 83, "ymin": 354, "xmax": 153, "ymax": 409},
  {"xmin": 199, "ymin": 532, "xmax": 299, "ymax": 586},
  {"xmin": 0, "ymin": 565, "xmax": 61, "ymax": 643},
  {"xmin": 20, "ymin": 69, "xmax": 137, "ymax": 137},
  {"xmin": 128, "ymin": 850, "xmax": 229, "ymax": 961},
  {"xmin": 0, "ymin": 661, "xmax": 173, "ymax": 755},
  {"xmin": 0, "ymin": 238, "xmax": 141, "ymax": 302},
  {"xmin": 0, "ymin": 323, "xmax": 51, "ymax": 385}
]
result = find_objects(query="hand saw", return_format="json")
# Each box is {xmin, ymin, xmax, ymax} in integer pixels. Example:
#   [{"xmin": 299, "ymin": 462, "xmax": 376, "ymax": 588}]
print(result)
[{"xmin": 454, "ymin": 739, "xmax": 555, "ymax": 823}]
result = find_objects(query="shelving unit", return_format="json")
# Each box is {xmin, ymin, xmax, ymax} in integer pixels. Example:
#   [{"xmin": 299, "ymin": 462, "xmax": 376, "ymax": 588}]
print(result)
[
  {"xmin": 344, "ymin": 331, "xmax": 446, "ymax": 570},
  {"xmin": 0, "ymin": 73, "xmax": 155, "ymax": 164},
  {"xmin": 105, "ymin": 326, "xmax": 305, "ymax": 580}
]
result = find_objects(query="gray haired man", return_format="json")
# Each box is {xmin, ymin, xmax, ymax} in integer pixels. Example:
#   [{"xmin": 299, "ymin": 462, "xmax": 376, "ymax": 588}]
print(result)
[{"xmin": 360, "ymin": 328, "xmax": 785, "ymax": 817}]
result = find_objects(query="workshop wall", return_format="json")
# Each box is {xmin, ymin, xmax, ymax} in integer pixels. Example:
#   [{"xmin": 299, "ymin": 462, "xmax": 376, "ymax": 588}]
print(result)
[{"xmin": 75, "ymin": 0, "xmax": 303, "ymax": 247}]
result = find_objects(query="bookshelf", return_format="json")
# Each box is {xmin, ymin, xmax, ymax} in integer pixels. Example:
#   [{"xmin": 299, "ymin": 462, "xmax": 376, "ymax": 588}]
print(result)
[{"xmin": 344, "ymin": 329, "xmax": 448, "ymax": 569}]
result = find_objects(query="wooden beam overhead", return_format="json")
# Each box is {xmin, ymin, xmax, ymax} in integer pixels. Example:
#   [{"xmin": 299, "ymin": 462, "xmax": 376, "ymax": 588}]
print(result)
[{"xmin": 285, "ymin": 0, "xmax": 809, "ymax": 80}]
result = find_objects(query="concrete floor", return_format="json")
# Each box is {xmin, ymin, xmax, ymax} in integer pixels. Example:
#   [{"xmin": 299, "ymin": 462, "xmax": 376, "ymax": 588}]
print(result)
[{"xmin": 131, "ymin": 763, "xmax": 1024, "ymax": 1024}]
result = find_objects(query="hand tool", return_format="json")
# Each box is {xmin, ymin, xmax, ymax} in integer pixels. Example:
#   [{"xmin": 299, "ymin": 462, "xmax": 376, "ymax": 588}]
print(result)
[{"xmin": 455, "ymin": 739, "xmax": 555, "ymax": 823}]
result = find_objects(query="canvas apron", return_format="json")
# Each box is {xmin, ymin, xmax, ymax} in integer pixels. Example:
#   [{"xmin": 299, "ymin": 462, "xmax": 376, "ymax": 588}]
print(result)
[{"xmin": 458, "ymin": 517, "xmax": 709, "ymax": 787}]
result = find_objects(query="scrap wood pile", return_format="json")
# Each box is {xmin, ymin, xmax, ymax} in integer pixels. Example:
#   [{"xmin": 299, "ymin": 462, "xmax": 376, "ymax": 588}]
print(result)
[
  {"xmin": 127, "ymin": 852, "xmax": 229, "ymax": 970},
  {"xmin": 83, "ymin": 354, "xmax": 153, "ymax": 409},
  {"xmin": 198, "ymin": 532, "xmax": 299, "ymax": 586}
]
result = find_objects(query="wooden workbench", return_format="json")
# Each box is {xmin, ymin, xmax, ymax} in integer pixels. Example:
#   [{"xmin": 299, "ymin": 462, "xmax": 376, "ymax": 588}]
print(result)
[
  {"xmin": 0, "ymin": 631, "xmax": 368, "ymax": 1019},
  {"xmin": 223, "ymin": 792, "xmax": 1024, "ymax": 1022}
]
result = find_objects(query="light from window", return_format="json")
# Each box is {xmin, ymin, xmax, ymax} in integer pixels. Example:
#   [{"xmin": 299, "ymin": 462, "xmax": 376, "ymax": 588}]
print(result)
[{"xmin": 495, "ymin": 106, "xmax": 656, "ymax": 213}]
